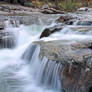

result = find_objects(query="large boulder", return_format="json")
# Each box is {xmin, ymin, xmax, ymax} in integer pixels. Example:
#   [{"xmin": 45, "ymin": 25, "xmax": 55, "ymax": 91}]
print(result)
[{"xmin": 34, "ymin": 40, "xmax": 92, "ymax": 92}]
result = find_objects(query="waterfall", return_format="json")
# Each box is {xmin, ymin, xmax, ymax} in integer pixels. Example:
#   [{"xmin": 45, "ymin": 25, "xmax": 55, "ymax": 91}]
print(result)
[
  {"xmin": 0, "ymin": 18, "xmax": 63, "ymax": 92},
  {"xmin": 22, "ymin": 44, "xmax": 62, "ymax": 92},
  {"xmin": 0, "ymin": 19, "xmax": 20, "ymax": 48}
]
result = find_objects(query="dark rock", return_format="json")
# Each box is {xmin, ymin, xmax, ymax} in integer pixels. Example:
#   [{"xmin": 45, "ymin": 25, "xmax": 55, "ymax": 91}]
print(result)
[
  {"xmin": 17, "ymin": 0, "xmax": 26, "ymax": 5},
  {"xmin": 56, "ymin": 15, "xmax": 75, "ymax": 24},
  {"xmin": 41, "ymin": 8, "xmax": 66, "ymax": 14},
  {"xmin": 40, "ymin": 28, "xmax": 52, "ymax": 38},
  {"xmin": 41, "ymin": 9, "xmax": 55, "ymax": 14},
  {"xmin": 65, "ymin": 20, "xmax": 75, "ymax": 25},
  {"xmin": 40, "ymin": 24, "xmax": 63, "ymax": 38}
]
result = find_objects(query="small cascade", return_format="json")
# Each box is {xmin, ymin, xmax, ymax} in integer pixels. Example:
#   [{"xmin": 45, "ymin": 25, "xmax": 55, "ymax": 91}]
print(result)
[
  {"xmin": 0, "ymin": 30, "xmax": 17, "ymax": 48},
  {"xmin": 22, "ymin": 44, "xmax": 38, "ymax": 61},
  {"xmin": 36, "ymin": 57, "xmax": 62, "ymax": 90},
  {"xmin": 41, "ymin": 25, "xmax": 92, "ymax": 42},
  {"xmin": 0, "ymin": 20, "xmax": 18, "ymax": 49},
  {"xmin": 5, "ymin": 19, "xmax": 20, "ymax": 28},
  {"xmin": 22, "ymin": 44, "xmax": 62, "ymax": 92},
  {"xmin": 0, "ymin": 15, "xmax": 65, "ymax": 92}
]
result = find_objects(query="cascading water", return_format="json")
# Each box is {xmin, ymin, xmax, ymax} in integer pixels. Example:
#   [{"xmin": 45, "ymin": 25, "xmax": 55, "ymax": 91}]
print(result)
[
  {"xmin": 41, "ymin": 25, "xmax": 92, "ymax": 42},
  {"xmin": 22, "ymin": 44, "xmax": 62, "ymax": 92},
  {"xmin": 0, "ymin": 19, "xmax": 62, "ymax": 92},
  {"xmin": 1, "ymin": 15, "xmax": 92, "ymax": 92}
]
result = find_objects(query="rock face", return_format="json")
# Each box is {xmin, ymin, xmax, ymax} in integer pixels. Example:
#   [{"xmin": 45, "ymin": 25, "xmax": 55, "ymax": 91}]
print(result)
[{"xmin": 34, "ymin": 40, "xmax": 92, "ymax": 92}]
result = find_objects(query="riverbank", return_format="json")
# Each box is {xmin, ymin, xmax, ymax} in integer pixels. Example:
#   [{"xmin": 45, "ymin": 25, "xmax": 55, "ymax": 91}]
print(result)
[{"xmin": 0, "ymin": 3, "xmax": 92, "ymax": 21}]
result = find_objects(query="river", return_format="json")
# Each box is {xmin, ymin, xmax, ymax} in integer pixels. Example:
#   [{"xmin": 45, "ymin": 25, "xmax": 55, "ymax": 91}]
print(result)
[{"xmin": 0, "ymin": 14, "xmax": 92, "ymax": 92}]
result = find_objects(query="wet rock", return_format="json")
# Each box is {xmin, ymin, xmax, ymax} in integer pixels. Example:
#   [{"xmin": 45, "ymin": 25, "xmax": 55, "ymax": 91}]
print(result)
[
  {"xmin": 41, "ymin": 8, "xmax": 66, "ymax": 14},
  {"xmin": 34, "ymin": 40, "xmax": 92, "ymax": 92},
  {"xmin": 56, "ymin": 15, "xmax": 76, "ymax": 24},
  {"xmin": 40, "ymin": 24, "xmax": 63, "ymax": 38},
  {"xmin": 41, "ymin": 9, "xmax": 54, "ymax": 14}
]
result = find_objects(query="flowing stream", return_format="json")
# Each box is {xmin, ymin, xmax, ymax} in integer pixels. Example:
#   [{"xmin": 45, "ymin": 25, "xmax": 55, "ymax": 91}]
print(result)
[
  {"xmin": 1, "ymin": 16, "xmax": 92, "ymax": 92},
  {"xmin": 0, "ymin": 19, "xmax": 62, "ymax": 92}
]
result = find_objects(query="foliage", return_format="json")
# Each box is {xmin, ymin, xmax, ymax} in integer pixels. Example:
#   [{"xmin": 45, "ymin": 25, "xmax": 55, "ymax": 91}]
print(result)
[
  {"xmin": 30, "ymin": 0, "xmax": 88, "ymax": 11},
  {"xmin": 59, "ymin": 0, "xmax": 82, "ymax": 11},
  {"xmin": 2, "ymin": 0, "xmax": 92, "ymax": 11}
]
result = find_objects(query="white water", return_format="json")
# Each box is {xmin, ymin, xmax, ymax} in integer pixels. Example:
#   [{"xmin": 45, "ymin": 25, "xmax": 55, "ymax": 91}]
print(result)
[
  {"xmin": 0, "ymin": 20, "xmax": 62, "ymax": 92},
  {"xmin": 1, "ymin": 18, "xmax": 92, "ymax": 92},
  {"xmin": 41, "ymin": 25, "xmax": 92, "ymax": 42}
]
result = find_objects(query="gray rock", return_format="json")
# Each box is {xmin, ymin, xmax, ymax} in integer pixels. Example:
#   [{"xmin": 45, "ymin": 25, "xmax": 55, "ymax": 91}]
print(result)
[{"xmin": 34, "ymin": 40, "xmax": 92, "ymax": 92}]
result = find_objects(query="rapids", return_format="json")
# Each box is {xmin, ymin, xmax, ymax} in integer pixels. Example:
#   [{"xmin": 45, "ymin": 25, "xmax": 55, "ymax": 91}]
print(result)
[
  {"xmin": 0, "ymin": 20, "xmax": 62, "ymax": 92},
  {"xmin": 0, "ymin": 17, "xmax": 92, "ymax": 92}
]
